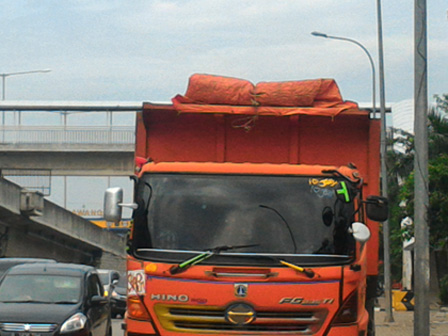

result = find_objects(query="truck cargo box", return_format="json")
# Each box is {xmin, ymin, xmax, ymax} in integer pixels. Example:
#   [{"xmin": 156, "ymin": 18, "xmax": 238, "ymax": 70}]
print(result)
[{"xmin": 136, "ymin": 75, "xmax": 381, "ymax": 276}]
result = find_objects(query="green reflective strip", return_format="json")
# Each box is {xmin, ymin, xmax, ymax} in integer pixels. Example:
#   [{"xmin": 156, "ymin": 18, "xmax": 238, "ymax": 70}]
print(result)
[{"xmin": 337, "ymin": 181, "xmax": 350, "ymax": 202}]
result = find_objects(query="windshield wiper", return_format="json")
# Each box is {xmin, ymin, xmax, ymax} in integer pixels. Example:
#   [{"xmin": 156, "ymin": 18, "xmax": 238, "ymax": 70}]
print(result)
[
  {"xmin": 169, "ymin": 244, "xmax": 259, "ymax": 275},
  {"xmin": 169, "ymin": 246, "xmax": 317, "ymax": 278},
  {"xmin": 248, "ymin": 255, "xmax": 316, "ymax": 279},
  {"xmin": 277, "ymin": 260, "xmax": 316, "ymax": 278}
]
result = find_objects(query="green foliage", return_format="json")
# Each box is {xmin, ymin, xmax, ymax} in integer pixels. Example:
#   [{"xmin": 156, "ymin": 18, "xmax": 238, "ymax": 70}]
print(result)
[
  {"xmin": 439, "ymin": 275, "xmax": 448, "ymax": 305},
  {"xmin": 428, "ymin": 155, "xmax": 448, "ymax": 249},
  {"xmin": 397, "ymin": 107, "xmax": 448, "ymax": 250},
  {"xmin": 386, "ymin": 94, "xmax": 448, "ymax": 282},
  {"xmin": 434, "ymin": 94, "xmax": 448, "ymax": 115},
  {"xmin": 385, "ymin": 127, "xmax": 415, "ymax": 281}
]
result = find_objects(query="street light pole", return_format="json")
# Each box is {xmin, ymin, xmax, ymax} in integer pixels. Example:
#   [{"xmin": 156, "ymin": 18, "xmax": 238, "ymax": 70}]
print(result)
[
  {"xmin": 312, "ymin": 31, "xmax": 393, "ymax": 329},
  {"xmin": 0, "ymin": 69, "xmax": 51, "ymax": 130},
  {"xmin": 2, "ymin": 75, "xmax": 5, "ymax": 101},
  {"xmin": 311, "ymin": 32, "xmax": 376, "ymax": 118},
  {"xmin": 0, "ymin": 69, "xmax": 51, "ymax": 100},
  {"xmin": 376, "ymin": 0, "xmax": 394, "ymax": 323}
]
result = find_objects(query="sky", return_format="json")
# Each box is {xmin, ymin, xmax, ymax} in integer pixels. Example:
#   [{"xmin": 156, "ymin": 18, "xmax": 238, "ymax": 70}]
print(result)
[
  {"xmin": 1, "ymin": 1, "xmax": 447, "ymax": 217},
  {"xmin": 0, "ymin": 0, "xmax": 447, "ymax": 104}
]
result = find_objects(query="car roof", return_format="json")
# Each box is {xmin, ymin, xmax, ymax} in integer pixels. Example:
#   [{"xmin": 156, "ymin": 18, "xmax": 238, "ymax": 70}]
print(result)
[
  {"xmin": 0, "ymin": 258, "xmax": 56, "ymax": 263},
  {"xmin": 5, "ymin": 263, "xmax": 95, "ymax": 277},
  {"xmin": 0, "ymin": 258, "xmax": 57, "ymax": 275},
  {"xmin": 97, "ymin": 269, "xmax": 119, "ymax": 274}
]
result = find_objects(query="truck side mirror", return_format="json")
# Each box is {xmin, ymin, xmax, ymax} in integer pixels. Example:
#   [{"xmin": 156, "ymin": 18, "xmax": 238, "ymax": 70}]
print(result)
[
  {"xmin": 365, "ymin": 196, "xmax": 388, "ymax": 222},
  {"xmin": 104, "ymin": 187, "xmax": 123, "ymax": 223},
  {"xmin": 350, "ymin": 222, "xmax": 371, "ymax": 243}
]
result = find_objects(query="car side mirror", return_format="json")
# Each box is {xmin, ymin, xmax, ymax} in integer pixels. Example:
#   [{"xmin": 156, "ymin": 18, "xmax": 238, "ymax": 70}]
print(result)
[
  {"xmin": 365, "ymin": 195, "xmax": 389, "ymax": 222},
  {"xmin": 91, "ymin": 295, "xmax": 108, "ymax": 306}
]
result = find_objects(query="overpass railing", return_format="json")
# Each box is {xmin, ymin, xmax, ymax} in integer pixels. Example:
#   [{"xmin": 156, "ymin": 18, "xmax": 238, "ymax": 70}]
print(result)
[{"xmin": 0, "ymin": 126, "xmax": 135, "ymax": 145}]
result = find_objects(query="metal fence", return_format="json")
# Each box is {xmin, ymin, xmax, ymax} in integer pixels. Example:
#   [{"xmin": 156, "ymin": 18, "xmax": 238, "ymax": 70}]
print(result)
[{"xmin": 0, "ymin": 126, "xmax": 135, "ymax": 145}]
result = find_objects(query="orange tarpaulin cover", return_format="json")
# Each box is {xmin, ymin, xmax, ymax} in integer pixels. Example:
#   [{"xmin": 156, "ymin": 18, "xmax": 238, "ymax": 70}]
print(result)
[{"xmin": 172, "ymin": 74, "xmax": 360, "ymax": 117}]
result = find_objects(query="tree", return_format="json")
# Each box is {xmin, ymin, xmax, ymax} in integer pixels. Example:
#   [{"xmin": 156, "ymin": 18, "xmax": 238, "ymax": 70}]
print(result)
[
  {"xmin": 386, "ymin": 128, "xmax": 414, "ymax": 282},
  {"xmin": 387, "ymin": 94, "xmax": 448, "ymax": 283}
]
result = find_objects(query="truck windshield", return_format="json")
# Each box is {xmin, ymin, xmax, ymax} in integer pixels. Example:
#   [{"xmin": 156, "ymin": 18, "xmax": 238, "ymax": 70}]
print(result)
[{"xmin": 133, "ymin": 173, "xmax": 356, "ymax": 263}]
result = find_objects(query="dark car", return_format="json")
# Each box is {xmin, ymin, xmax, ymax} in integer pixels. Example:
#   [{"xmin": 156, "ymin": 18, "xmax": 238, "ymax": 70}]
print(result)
[
  {"xmin": 110, "ymin": 273, "xmax": 126, "ymax": 318},
  {"xmin": 0, "ymin": 263, "xmax": 112, "ymax": 336},
  {"xmin": 0, "ymin": 257, "xmax": 56, "ymax": 279}
]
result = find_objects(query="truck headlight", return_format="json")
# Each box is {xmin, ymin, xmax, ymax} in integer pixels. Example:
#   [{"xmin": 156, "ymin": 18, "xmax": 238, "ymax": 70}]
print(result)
[{"xmin": 60, "ymin": 312, "xmax": 87, "ymax": 333}]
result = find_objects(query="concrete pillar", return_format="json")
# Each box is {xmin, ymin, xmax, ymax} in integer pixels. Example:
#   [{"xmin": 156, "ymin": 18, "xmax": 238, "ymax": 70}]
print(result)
[{"xmin": 401, "ymin": 216, "xmax": 414, "ymax": 290}]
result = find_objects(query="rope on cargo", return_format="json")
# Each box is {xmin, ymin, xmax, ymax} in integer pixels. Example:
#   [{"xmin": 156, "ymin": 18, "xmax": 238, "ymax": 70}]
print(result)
[
  {"xmin": 231, "ymin": 93, "xmax": 261, "ymax": 132},
  {"xmin": 231, "ymin": 115, "xmax": 258, "ymax": 132}
]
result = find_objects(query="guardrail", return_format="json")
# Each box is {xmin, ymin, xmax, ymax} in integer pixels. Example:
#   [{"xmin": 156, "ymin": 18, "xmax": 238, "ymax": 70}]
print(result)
[{"xmin": 0, "ymin": 126, "xmax": 135, "ymax": 145}]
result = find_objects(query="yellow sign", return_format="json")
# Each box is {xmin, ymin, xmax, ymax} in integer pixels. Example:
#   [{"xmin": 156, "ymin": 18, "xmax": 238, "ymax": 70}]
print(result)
[
  {"xmin": 90, "ymin": 220, "xmax": 132, "ymax": 229},
  {"xmin": 392, "ymin": 290, "xmax": 414, "ymax": 311}
]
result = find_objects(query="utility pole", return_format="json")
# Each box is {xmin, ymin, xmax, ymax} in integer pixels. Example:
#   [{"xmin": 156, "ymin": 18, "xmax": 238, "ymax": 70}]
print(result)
[
  {"xmin": 414, "ymin": 0, "xmax": 430, "ymax": 334},
  {"xmin": 376, "ymin": 0, "xmax": 394, "ymax": 323}
]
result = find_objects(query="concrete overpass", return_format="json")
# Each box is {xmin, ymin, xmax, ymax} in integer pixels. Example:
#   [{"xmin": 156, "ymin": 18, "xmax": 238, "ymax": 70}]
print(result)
[
  {"xmin": 0, "ymin": 101, "xmax": 141, "ymax": 270},
  {"xmin": 0, "ymin": 101, "xmax": 140, "ymax": 176},
  {"xmin": 0, "ymin": 176, "xmax": 126, "ymax": 269}
]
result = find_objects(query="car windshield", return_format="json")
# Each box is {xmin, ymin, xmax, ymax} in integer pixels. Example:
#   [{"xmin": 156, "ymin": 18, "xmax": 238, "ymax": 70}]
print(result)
[
  {"xmin": 133, "ymin": 173, "xmax": 356, "ymax": 261},
  {"xmin": 0, "ymin": 274, "xmax": 81, "ymax": 304}
]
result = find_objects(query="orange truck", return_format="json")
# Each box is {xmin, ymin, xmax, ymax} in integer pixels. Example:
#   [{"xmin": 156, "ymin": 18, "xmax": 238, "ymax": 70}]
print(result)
[{"xmin": 104, "ymin": 74, "xmax": 388, "ymax": 336}]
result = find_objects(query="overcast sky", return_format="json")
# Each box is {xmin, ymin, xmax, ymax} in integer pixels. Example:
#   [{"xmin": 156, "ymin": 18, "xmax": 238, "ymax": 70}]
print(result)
[
  {"xmin": 2, "ymin": 1, "xmax": 446, "ymax": 216},
  {"xmin": 1, "ymin": 1, "xmax": 447, "ymax": 104}
]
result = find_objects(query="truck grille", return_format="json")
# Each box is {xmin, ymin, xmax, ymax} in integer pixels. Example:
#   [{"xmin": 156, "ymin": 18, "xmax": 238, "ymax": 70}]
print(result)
[{"xmin": 154, "ymin": 304, "xmax": 327, "ymax": 334}]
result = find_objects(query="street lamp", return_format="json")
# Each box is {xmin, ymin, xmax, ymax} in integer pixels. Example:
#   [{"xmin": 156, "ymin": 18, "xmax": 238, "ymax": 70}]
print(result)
[
  {"xmin": 1, "ymin": 69, "xmax": 51, "ymax": 100},
  {"xmin": 0, "ymin": 69, "xmax": 51, "ymax": 130},
  {"xmin": 311, "ymin": 31, "xmax": 394, "ymax": 325},
  {"xmin": 311, "ymin": 32, "xmax": 376, "ymax": 117}
]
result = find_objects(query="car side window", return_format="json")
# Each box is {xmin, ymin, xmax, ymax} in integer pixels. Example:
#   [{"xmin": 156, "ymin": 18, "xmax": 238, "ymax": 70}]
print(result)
[{"xmin": 87, "ymin": 274, "xmax": 104, "ymax": 297}]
